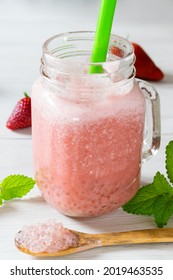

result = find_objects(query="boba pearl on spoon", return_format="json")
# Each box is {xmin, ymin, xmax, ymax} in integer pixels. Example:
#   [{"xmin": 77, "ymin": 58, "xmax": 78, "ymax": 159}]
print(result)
[{"xmin": 15, "ymin": 220, "xmax": 173, "ymax": 257}]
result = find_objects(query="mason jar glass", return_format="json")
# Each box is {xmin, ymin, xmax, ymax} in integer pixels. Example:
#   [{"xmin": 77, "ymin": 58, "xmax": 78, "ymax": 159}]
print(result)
[{"xmin": 31, "ymin": 31, "xmax": 160, "ymax": 217}]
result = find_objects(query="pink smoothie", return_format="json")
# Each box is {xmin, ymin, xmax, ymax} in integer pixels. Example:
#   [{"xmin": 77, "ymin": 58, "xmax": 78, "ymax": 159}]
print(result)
[{"xmin": 32, "ymin": 78, "xmax": 146, "ymax": 217}]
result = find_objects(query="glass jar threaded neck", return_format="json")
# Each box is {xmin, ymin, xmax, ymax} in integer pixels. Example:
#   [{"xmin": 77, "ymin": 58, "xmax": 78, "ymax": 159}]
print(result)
[{"xmin": 41, "ymin": 31, "xmax": 135, "ymax": 84}]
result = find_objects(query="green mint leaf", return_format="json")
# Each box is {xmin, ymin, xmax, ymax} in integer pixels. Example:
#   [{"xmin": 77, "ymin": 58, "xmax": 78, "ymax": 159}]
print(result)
[
  {"xmin": 166, "ymin": 140, "xmax": 173, "ymax": 184},
  {"xmin": 153, "ymin": 196, "xmax": 173, "ymax": 228},
  {"xmin": 152, "ymin": 171, "xmax": 173, "ymax": 195},
  {"xmin": 122, "ymin": 183, "xmax": 158, "ymax": 215},
  {"xmin": 123, "ymin": 141, "xmax": 173, "ymax": 228},
  {"xmin": 0, "ymin": 193, "xmax": 2, "ymax": 205},
  {"xmin": 123, "ymin": 172, "xmax": 173, "ymax": 227},
  {"xmin": 1, "ymin": 175, "xmax": 35, "ymax": 200}
]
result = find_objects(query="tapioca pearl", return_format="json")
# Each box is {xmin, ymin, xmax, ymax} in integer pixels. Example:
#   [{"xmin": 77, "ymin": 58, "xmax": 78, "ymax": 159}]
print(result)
[
  {"xmin": 52, "ymin": 184, "xmax": 59, "ymax": 190},
  {"xmin": 47, "ymin": 190, "xmax": 52, "ymax": 196},
  {"xmin": 109, "ymin": 151, "xmax": 116, "ymax": 160},
  {"xmin": 71, "ymin": 202, "xmax": 78, "ymax": 208},
  {"xmin": 88, "ymin": 210, "xmax": 95, "ymax": 215},
  {"xmin": 64, "ymin": 191, "xmax": 71, "ymax": 196},
  {"xmin": 56, "ymin": 200, "xmax": 62, "ymax": 206},
  {"xmin": 100, "ymin": 198, "xmax": 109, "ymax": 206},
  {"xmin": 92, "ymin": 183, "xmax": 104, "ymax": 193},
  {"xmin": 108, "ymin": 190, "xmax": 117, "ymax": 197},
  {"xmin": 112, "ymin": 186, "xmax": 119, "ymax": 192},
  {"xmin": 63, "ymin": 200, "xmax": 74, "ymax": 208},
  {"xmin": 94, "ymin": 167, "xmax": 108, "ymax": 179},
  {"xmin": 111, "ymin": 200, "xmax": 118, "ymax": 206},
  {"xmin": 81, "ymin": 180, "xmax": 87, "ymax": 185},
  {"xmin": 91, "ymin": 195, "xmax": 101, "ymax": 203},
  {"xmin": 76, "ymin": 192, "xmax": 89, "ymax": 200},
  {"xmin": 30, "ymin": 244, "xmax": 44, "ymax": 253},
  {"xmin": 16, "ymin": 221, "xmax": 79, "ymax": 254},
  {"xmin": 89, "ymin": 170, "xmax": 94, "ymax": 176},
  {"xmin": 65, "ymin": 203, "xmax": 77, "ymax": 211},
  {"xmin": 88, "ymin": 199, "xmax": 96, "ymax": 205},
  {"xmin": 77, "ymin": 205, "xmax": 88, "ymax": 212},
  {"xmin": 78, "ymin": 202, "xmax": 90, "ymax": 210}
]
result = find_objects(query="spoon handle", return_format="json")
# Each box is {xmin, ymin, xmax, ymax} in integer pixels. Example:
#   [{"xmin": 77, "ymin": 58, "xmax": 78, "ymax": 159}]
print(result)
[{"xmin": 93, "ymin": 228, "xmax": 173, "ymax": 246}]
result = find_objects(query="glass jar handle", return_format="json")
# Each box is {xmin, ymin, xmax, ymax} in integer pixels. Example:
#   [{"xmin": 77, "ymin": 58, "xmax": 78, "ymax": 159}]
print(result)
[{"xmin": 137, "ymin": 80, "xmax": 161, "ymax": 162}]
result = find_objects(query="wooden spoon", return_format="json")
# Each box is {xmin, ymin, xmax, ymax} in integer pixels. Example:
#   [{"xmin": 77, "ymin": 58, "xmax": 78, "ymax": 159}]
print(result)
[{"xmin": 15, "ymin": 228, "xmax": 173, "ymax": 257}]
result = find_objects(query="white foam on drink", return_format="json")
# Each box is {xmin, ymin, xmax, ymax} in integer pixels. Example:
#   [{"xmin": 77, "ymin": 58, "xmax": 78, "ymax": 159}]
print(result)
[{"xmin": 32, "ymin": 77, "xmax": 145, "ymax": 125}]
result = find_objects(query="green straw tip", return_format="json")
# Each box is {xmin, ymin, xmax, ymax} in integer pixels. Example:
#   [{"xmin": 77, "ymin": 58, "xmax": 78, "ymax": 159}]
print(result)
[{"xmin": 90, "ymin": 0, "xmax": 117, "ymax": 74}]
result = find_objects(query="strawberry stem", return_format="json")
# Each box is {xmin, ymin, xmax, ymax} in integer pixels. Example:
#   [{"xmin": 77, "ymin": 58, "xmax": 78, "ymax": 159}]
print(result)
[{"xmin": 24, "ymin": 92, "xmax": 30, "ymax": 98}]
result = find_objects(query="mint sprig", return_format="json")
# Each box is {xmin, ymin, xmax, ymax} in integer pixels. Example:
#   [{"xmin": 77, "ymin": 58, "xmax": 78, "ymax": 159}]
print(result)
[
  {"xmin": 123, "ymin": 141, "xmax": 173, "ymax": 228},
  {"xmin": 0, "ymin": 193, "xmax": 2, "ymax": 205},
  {"xmin": 0, "ymin": 175, "xmax": 35, "ymax": 206},
  {"xmin": 166, "ymin": 141, "xmax": 173, "ymax": 184}
]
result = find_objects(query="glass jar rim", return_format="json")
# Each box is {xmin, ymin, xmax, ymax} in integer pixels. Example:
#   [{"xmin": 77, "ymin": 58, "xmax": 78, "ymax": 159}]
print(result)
[{"xmin": 42, "ymin": 31, "xmax": 134, "ymax": 67}]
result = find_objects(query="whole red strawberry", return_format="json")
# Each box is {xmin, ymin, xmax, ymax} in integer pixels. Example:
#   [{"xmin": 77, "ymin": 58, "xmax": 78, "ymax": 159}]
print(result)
[
  {"xmin": 6, "ymin": 93, "xmax": 31, "ymax": 130},
  {"xmin": 132, "ymin": 42, "xmax": 164, "ymax": 81}
]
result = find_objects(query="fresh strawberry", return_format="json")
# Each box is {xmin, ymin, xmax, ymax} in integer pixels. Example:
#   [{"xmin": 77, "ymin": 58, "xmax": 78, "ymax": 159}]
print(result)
[
  {"xmin": 6, "ymin": 93, "xmax": 31, "ymax": 130},
  {"xmin": 111, "ymin": 43, "xmax": 164, "ymax": 81},
  {"xmin": 111, "ymin": 46, "xmax": 124, "ymax": 58},
  {"xmin": 132, "ymin": 42, "xmax": 164, "ymax": 81}
]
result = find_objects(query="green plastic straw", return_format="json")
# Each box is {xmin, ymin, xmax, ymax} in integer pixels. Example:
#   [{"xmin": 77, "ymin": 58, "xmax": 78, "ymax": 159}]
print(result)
[{"xmin": 90, "ymin": 0, "xmax": 117, "ymax": 73}]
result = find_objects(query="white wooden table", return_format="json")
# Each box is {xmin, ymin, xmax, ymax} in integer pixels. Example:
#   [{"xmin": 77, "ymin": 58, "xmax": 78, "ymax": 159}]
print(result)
[{"xmin": 0, "ymin": 0, "xmax": 173, "ymax": 260}]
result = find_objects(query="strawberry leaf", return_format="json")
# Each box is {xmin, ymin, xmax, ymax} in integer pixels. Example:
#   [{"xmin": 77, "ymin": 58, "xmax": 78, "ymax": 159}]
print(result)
[{"xmin": 24, "ymin": 92, "xmax": 30, "ymax": 98}]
